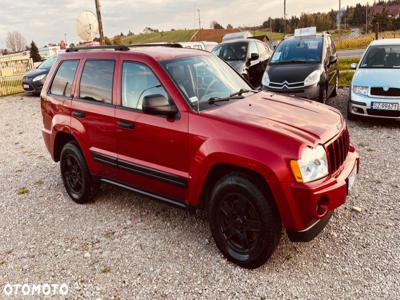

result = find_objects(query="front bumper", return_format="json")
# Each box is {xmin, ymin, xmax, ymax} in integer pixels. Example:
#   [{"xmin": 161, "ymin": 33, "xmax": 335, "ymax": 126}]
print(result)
[
  {"xmin": 271, "ymin": 147, "xmax": 360, "ymax": 240},
  {"xmin": 22, "ymin": 78, "xmax": 43, "ymax": 93},
  {"xmin": 264, "ymin": 84, "xmax": 320, "ymax": 100},
  {"xmin": 350, "ymin": 91, "xmax": 400, "ymax": 119}
]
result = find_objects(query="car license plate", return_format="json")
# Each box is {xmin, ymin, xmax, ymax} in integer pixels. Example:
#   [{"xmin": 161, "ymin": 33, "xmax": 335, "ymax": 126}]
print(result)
[
  {"xmin": 23, "ymin": 84, "xmax": 29, "ymax": 89},
  {"xmin": 371, "ymin": 102, "xmax": 399, "ymax": 110},
  {"xmin": 347, "ymin": 164, "xmax": 357, "ymax": 194}
]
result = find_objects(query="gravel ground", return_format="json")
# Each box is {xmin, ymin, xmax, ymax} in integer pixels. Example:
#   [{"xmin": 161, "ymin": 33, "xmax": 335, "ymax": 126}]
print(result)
[{"xmin": 0, "ymin": 89, "xmax": 399, "ymax": 299}]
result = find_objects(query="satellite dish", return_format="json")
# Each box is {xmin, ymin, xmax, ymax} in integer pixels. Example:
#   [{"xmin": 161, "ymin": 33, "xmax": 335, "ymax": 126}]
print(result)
[{"xmin": 76, "ymin": 11, "xmax": 99, "ymax": 42}]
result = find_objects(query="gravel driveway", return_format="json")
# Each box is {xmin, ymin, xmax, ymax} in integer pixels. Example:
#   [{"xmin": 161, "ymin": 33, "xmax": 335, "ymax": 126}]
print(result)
[{"xmin": 0, "ymin": 89, "xmax": 399, "ymax": 299}]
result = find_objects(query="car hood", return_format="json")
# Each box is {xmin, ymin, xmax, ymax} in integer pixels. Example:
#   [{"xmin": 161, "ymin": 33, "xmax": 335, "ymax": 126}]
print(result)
[
  {"xmin": 267, "ymin": 63, "xmax": 321, "ymax": 83},
  {"xmin": 353, "ymin": 68, "xmax": 400, "ymax": 88},
  {"xmin": 226, "ymin": 60, "xmax": 245, "ymax": 73},
  {"xmin": 24, "ymin": 68, "xmax": 48, "ymax": 78},
  {"xmin": 204, "ymin": 92, "xmax": 343, "ymax": 145}
]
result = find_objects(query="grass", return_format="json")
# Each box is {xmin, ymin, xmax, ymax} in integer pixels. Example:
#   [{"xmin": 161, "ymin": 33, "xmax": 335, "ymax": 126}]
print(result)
[
  {"xmin": 17, "ymin": 187, "xmax": 29, "ymax": 195},
  {"xmin": 122, "ymin": 29, "xmax": 196, "ymax": 44},
  {"xmin": 338, "ymin": 58, "xmax": 360, "ymax": 87},
  {"xmin": 250, "ymin": 31, "xmax": 285, "ymax": 41},
  {"xmin": 336, "ymin": 30, "xmax": 400, "ymax": 50}
]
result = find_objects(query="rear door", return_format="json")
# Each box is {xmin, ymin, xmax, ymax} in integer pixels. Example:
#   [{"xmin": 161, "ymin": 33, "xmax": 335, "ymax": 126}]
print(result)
[
  {"xmin": 71, "ymin": 55, "xmax": 118, "ymax": 178},
  {"xmin": 114, "ymin": 59, "xmax": 190, "ymax": 202}
]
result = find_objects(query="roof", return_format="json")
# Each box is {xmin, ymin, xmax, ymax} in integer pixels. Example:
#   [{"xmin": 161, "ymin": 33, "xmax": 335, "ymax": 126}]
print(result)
[
  {"xmin": 128, "ymin": 46, "xmax": 208, "ymax": 61},
  {"xmin": 61, "ymin": 45, "xmax": 209, "ymax": 62},
  {"xmin": 370, "ymin": 39, "xmax": 400, "ymax": 46}
]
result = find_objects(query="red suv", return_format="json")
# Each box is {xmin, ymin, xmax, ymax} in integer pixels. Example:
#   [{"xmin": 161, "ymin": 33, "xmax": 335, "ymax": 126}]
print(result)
[{"xmin": 41, "ymin": 45, "xmax": 359, "ymax": 269}]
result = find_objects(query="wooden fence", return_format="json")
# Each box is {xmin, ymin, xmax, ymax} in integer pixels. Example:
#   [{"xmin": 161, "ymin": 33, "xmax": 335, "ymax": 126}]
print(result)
[{"xmin": 0, "ymin": 53, "xmax": 33, "ymax": 97}]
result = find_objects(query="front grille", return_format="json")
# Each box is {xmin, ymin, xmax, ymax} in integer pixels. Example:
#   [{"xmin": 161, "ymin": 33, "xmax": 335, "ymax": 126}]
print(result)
[
  {"xmin": 371, "ymin": 87, "xmax": 400, "ymax": 97},
  {"xmin": 268, "ymin": 81, "xmax": 304, "ymax": 90},
  {"xmin": 367, "ymin": 109, "xmax": 400, "ymax": 117},
  {"xmin": 326, "ymin": 128, "xmax": 350, "ymax": 173}
]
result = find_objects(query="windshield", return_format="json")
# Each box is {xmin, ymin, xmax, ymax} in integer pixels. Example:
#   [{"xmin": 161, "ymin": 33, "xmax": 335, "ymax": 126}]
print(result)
[
  {"xmin": 38, "ymin": 55, "xmax": 57, "ymax": 69},
  {"xmin": 211, "ymin": 42, "xmax": 248, "ymax": 61},
  {"xmin": 360, "ymin": 45, "xmax": 400, "ymax": 68},
  {"xmin": 270, "ymin": 37, "xmax": 323, "ymax": 64},
  {"xmin": 162, "ymin": 55, "xmax": 252, "ymax": 111}
]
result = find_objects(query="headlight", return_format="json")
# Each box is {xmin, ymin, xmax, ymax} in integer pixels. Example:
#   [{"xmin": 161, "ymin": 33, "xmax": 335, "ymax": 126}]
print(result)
[
  {"xmin": 304, "ymin": 70, "xmax": 321, "ymax": 87},
  {"xmin": 33, "ymin": 74, "xmax": 46, "ymax": 82},
  {"xmin": 352, "ymin": 85, "xmax": 369, "ymax": 96},
  {"xmin": 262, "ymin": 72, "xmax": 270, "ymax": 87},
  {"xmin": 290, "ymin": 145, "xmax": 329, "ymax": 183}
]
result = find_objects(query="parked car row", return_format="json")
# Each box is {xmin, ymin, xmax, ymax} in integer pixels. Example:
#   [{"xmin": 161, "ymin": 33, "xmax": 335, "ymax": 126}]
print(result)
[{"xmin": 40, "ymin": 43, "xmax": 359, "ymax": 269}]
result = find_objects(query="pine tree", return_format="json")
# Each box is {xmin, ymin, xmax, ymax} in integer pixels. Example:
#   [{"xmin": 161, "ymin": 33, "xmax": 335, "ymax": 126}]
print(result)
[{"xmin": 30, "ymin": 41, "xmax": 41, "ymax": 62}]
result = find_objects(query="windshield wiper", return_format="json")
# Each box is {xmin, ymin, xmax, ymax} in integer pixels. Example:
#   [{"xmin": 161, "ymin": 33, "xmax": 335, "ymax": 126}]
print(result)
[{"xmin": 208, "ymin": 89, "xmax": 259, "ymax": 104}]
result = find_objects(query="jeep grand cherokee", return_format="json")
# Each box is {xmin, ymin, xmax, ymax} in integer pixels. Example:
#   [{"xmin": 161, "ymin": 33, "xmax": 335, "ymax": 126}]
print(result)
[{"xmin": 41, "ymin": 45, "xmax": 359, "ymax": 269}]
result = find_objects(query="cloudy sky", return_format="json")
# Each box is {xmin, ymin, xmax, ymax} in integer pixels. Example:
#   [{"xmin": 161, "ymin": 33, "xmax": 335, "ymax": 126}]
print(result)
[{"xmin": 1, "ymin": 0, "xmax": 371, "ymax": 48}]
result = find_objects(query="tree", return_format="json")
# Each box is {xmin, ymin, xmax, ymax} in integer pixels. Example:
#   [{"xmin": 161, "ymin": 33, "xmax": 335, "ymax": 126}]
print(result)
[
  {"xmin": 104, "ymin": 37, "xmax": 112, "ymax": 45},
  {"xmin": 29, "ymin": 41, "xmax": 41, "ymax": 62},
  {"xmin": 211, "ymin": 21, "xmax": 224, "ymax": 29},
  {"xmin": 227, "ymin": 24, "xmax": 234, "ymax": 29},
  {"xmin": 113, "ymin": 36, "xmax": 123, "ymax": 45},
  {"xmin": 6, "ymin": 31, "xmax": 27, "ymax": 53}
]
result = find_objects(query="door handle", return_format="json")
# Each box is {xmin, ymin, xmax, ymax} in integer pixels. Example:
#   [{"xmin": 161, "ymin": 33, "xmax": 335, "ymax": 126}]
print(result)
[
  {"xmin": 118, "ymin": 120, "xmax": 135, "ymax": 129},
  {"xmin": 73, "ymin": 110, "xmax": 86, "ymax": 118}
]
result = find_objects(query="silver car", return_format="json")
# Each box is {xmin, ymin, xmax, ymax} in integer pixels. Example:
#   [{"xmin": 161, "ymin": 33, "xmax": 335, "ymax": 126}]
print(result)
[{"xmin": 349, "ymin": 39, "xmax": 400, "ymax": 120}]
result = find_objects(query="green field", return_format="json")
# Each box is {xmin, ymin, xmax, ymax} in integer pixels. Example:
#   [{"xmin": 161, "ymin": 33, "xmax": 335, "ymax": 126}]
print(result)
[
  {"xmin": 122, "ymin": 29, "xmax": 197, "ymax": 44},
  {"xmin": 250, "ymin": 31, "xmax": 284, "ymax": 41},
  {"xmin": 338, "ymin": 58, "xmax": 360, "ymax": 87}
]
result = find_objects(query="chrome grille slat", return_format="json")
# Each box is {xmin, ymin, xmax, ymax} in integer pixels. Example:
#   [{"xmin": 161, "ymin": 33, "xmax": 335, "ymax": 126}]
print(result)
[{"xmin": 326, "ymin": 128, "xmax": 350, "ymax": 173}]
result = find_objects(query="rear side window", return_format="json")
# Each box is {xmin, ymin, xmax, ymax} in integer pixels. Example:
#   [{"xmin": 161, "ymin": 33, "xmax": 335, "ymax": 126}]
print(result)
[
  {"xmin": 121, "ymin": 62, "xmax": 168, "ymax": 110},
  {"xmin": 50, "ymin": 60, "xmax": 79, "ymax": 97},
  {"xmin": 79, "ymin": 60, "xmax": 115, "ymax": 103}
]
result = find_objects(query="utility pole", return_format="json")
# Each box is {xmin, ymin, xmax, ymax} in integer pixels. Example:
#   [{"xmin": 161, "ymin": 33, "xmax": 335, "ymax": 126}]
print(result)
[
  {"xmin": 284, "ymin": 0, "xmax": 287, "ymax": 36},
  {"xmin": 95, "ymin": 0, "xmax": 105, "ymax": 45},
  {"xmin": 338, "ymin": 0, "xmax": 341, "ymax": 39},
  {"xmin": 366, "ymin": 2, "xmax": 368, "ymax": 34},
  {"xmin": 197, "ymin": 9, "xmax": 201, "ymax": 30}
]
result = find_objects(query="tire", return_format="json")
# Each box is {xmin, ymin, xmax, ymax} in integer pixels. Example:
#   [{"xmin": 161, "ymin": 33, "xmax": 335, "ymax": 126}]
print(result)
[
  {"xmin": 60, "ymin": 141, "xmax": 98, "ymax": 204},
  {"xmin": 208, "ymin": 172, "xmax": 282, "ymax": 269},
  {"xmin": 331, "ymin": 73, "xmax": 339, "ymax": 97}
]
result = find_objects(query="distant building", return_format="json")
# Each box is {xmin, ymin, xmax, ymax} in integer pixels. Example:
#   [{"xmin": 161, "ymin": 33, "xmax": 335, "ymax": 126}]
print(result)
[
  {"xmin": 371, "ymin": 3, "xmax": 400, "ymax": 19},
  {"xmin": 38, "ymin": 46, "xmax": 61, "ymax": 59}
]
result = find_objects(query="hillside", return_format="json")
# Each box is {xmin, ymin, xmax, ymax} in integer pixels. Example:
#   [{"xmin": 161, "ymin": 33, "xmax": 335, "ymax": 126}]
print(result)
[{"xmin": 122, "ymin": 29, "xmax": 196, "ymax": 44}]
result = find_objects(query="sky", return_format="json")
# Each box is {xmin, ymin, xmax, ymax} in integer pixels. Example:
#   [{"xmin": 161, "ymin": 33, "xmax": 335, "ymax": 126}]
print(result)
[{"xmin": 0, "ymin": 0, "xmax": 373, "ymax": 48}]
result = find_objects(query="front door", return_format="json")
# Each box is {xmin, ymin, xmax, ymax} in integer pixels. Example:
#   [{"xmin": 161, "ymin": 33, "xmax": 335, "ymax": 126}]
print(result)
[{"xmin": 114, "ymin": 61, "xmax": 190, "ymax": 202}]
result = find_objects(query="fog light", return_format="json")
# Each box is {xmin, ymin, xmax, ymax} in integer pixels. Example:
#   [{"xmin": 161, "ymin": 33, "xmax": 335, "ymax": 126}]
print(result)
[{"xmin": 316, "ymin": 197, "xmax": 329, "ymax": 218}]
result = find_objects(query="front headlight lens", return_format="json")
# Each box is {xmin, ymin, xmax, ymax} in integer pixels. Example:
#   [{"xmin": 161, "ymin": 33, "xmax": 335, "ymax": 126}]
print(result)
[
  {"xmin": 33, "ymin": 74, "xmax": 46, "ymax": 82},
  {"xmin": 262, "ymin": 72, "xmax": 270, "ymax": 87},
  {"xmin": 352, "ymin": 85, "xmax": 369, "ymax": 96},
  {"xmin": 291, "ymin": 145, "xmax": 329, "ymax": 183},
  {"xmin": 304, "ymin": 70, "xmax": 321, "ymax": 87}
]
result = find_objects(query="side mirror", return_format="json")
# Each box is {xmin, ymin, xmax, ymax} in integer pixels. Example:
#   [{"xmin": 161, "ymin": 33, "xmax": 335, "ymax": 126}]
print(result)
[
  {"xmin": 249, "ymin": 53, "xmax": 260, "ymax": 61},
  {"xmin": 142, "ymin": 94, "xmax": 178, "ymax": 117},
  {"xmin": 329, "ymin": 55, "xmax": 338, "ymax": 65},
  {"xmin": 350, "ymin": 63, "xmax": 358, "ymax": 70}
]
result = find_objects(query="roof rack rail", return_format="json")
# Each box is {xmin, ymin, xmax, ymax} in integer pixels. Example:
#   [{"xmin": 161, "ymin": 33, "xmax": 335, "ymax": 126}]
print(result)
[
  {"xmin": 66, "ymin": 43, "xmax": 183, "ymax": 52},
  {"xmin": 66, "ymin": 45, "xmax": 130, "ymax": 52}
]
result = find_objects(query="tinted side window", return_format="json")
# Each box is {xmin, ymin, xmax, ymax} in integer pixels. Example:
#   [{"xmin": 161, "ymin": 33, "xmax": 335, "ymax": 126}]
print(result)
[
  {"xmin": 79, "ymin": 60, "xmax": 115, "ymax": 103},
  {"xmin": 121, "ymin": 62, "xmax": 168, "ymax": 110},
  {"xmin": 50, "ymin": 60, "xmax": 79, "ymax": 97}
]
